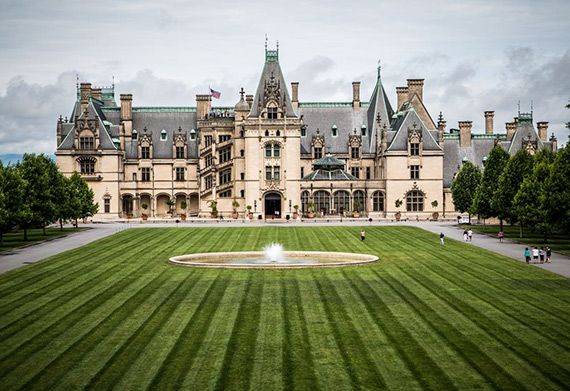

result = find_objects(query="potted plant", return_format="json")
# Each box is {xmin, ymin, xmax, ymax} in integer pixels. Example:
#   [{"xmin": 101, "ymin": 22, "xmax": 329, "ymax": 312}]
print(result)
[
  {"xmin": 394, "ymin": 199, "xmax": 403, "ymax": 221},
  {"xmin": 307, "ymin": 201, "xmax": 316, "ymax": 218},
  {"xmin": 165, "ymin": 199, "xmax": 175, "ymax": 216},
  {"xmin": 141, "ymin": 202, "xmax": 149, "ymax": 221},
  {"xmin": 293, "ymin": 204, "xmax": 299, "ymax": 219},
  {"xmin": 124, "ymin": 196, "xmax": 133, "ymax": 218},
  {"xmin": 207, "ymin": 199, "xmax": 218, "ymax": 218},
  {"xmin": 431, "ymin": 200, "xmax": 439, "ymax": 220},
  {"xmin": 353, "ymin": 200, "xmax": 361, "ymax": 218},
  {"xmin": 180, "ymin": 200, "xmax": 187, "ymax": 221},
  {"xmin": 247, "ymin": 205, "xmax": 253, "ymax": 219},
  {"xmin": 232, "ymin": 199, "xmax": 240, "ymax": 219}
]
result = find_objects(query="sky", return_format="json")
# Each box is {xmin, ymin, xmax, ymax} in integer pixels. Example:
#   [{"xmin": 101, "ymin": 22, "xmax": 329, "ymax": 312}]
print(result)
[{"xmin": 0, "ymin": 0, "xmax": 569, "ymax": 155}]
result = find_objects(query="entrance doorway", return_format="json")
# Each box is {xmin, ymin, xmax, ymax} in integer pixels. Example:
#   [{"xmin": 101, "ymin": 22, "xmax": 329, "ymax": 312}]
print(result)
[{"xmin": 264, "ymin": 192, "xmax": 282, "ymax": 218}]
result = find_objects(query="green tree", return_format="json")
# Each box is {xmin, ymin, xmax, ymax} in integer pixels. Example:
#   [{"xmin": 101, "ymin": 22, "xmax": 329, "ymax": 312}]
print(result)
[
  {"xmin": 0, "ymin": 162, "xmax": 25, "ymax": 247},
  {"xmin": 492, "ymin": 149, "xmax": 533, "ymax": 231},
  {"xmin": 68, "ymin": 172, "xmax": 98, "ymax": 225},
  {"xmin": 544, "ymin": 144, "xmax": 570, "ymax": 233},
  {"xmin": 472, "ymin": 145, "xmax": 510, "ymax": 224},
  {"xmin": 450, "ymin": 161, "xmax": 481, "ymax": 216}
]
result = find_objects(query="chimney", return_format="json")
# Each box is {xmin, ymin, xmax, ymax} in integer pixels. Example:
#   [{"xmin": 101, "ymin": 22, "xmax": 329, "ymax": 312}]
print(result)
[
  {"xmin": 246, "ymin": 94, "xmax": 253, "ymax": 108},
  {"xmin": 396, "ymin": 87, "xmax": 408, "ymax": 111},
  {"xmin": 537, "ymin": 121, "xmax": 548, "ymax": 141},
  {"xmin": 407, "ymin": 79, "xmax": 424, "ymax": 101},
  {"xmin": 120, "ymin": 94, "xmax": 133, "ymax": 121},
  {"xmin": 291, "ymin": 82, "xmax": 299, "ymax": 111},
  {"xmin": 57, "ymin": 115, "xmax": 63, "ymax": 146},
  {"xmin": 505, "ymin": 122, "xmax": 516, "ymax": 141},
  {"xmin": 196, "ymin": 94, "xmax": 212, "ymax": 119},
  {"xmin": 80, "ymin": 83, "xmax": 91, "ymax": 113},
  {"xmin": 91, "ymin": 88, "xmax": 102, "ymax": 101},
  {"xmin": 550, "ymin": 133, "xmax": 557, "ymax": 151},
  {"xmin": 352, "ymin": 82, "xmax": 360, "ymax": 112},
  {"xmin": 484, "ymin": 111, "xmax": 494, "ymax": 134},
  {"xmin": 459, "ymin": 121, "xmax": 472, "ymax": 148}
]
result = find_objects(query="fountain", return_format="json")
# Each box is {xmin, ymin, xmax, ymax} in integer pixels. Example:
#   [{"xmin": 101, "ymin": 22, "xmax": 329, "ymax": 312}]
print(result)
[{"xmin": 169, "ymin": 243, "xmax": 379, "ymax": 269}]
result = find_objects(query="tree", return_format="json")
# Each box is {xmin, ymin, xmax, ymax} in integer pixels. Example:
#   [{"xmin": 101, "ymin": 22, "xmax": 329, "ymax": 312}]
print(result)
[
  {"xmin": 69, "ymin": 172, "xmax": 98, "ymax": 223},
  {"xmin": 451, "ymin": 161, "xmax": 481, "ymax": 216},
  {"xmin": 492, "ymin": 149, "xmax": 533, "ymax": 232},
  {"xmin": 0, "ymin": 162, "xmax": 25, "ymax": 247},
  {"xmin": 544, "ymin": 144, "xmax": 570, "ymax": 233},
  {"xmin": 472, "ymin": 145, "xmax": 510, "ymax": 224}
]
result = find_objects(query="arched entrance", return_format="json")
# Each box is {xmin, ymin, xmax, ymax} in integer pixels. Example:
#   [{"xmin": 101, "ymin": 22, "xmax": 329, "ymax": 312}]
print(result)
[{"xmin": 264, "ymin": 192, "xmax": 282, "ymax": 218}]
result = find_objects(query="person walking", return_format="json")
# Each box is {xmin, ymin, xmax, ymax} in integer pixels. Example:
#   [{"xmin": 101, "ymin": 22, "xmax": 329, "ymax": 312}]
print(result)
[
  {"xmin": 524, "ymin": 247, "xmax": 530, "ymax": 264},
  {"xmin": 532, "ymin": 247, "xmax": 539, "ymax": 264},
  {"xmin": 440, "ymin": 232, "xmax": 445, "ymax": 245},
  {"xmin": 498, "ymin": 230, "xmax": 504, "ymax": 243},
  {"xmin": 539, "ymin": 247, "xmax": 545, "ymax": 264},
  {"xmin": 546, "ymin": 247, "xmax": 552, "ymax": 263},
  {"xmin": 463, "ymin": 229, "xmax": 468, "ymax": 241},
  {"xmin": 360, "ymin": 230, "xmax": 365, "ymax": 241},
  {"xmin": 468, "ymin": 229, "xmax": 473, "ymax": 242}
]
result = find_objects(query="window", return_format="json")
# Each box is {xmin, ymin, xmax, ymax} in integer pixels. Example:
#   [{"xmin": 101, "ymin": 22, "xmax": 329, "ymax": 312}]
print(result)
[
  {"xmin": 301, "ymin": 167, "xmax": 304, "ymax": 178},
  {"xmin": 268, "ymin": 107, "xmax": 278, "ymax": 119},
  {"xmin": 273, "ymin": 166, "xmax": 280, "ymax": 180},
  {"xmin": 273, "ymin": 144, "xmax": 280, "ymax": 157},
  {"xmin": 204, "ymin": 135, "xmax": 213, "ymax": 147},
  {"xmin": 301, "ymin": 126, "xmax": 307, "ymax": 137},
  {"xmin": 406, "ymin": 190, "xmax": 424, "ymax": 212},
  {"xmin": 141, "ymin": 167, "xmax": 151, "ymax": 181},
  {"xmin": 219, "ymin": 169, "xmax": 231, "ymax": 185},
  {"xmin": 240, "ymin": 172, "xmax": 245, "ymax": 180},
  {"xmin": 141, "ymin": 146, "xmax": 150, "ymax": 159},
  {"xmin": 240, "ymin": 130, "xmax": 244, "ymax": 137},
  {"xmin": 240, "ymin": 190, "xmax": 245, "ymax": 198},
  {"xmin": 366, "ymin": 166, "xmax": 371, "ymax": 180},
  {"xmin": 266, "ymin": 166, "xmax": 272, "ymax": 180},
  {"xmin": 190, "ymin": 130, "xmax": 196, "ymax": 140},
  {"xmin": 372, "ymin": 191, "xmax": 384, "ymax": 212},
  {"xmin": 176, "ymin": 146, "xmax": 185, "ymax": 159},
  {"xmin": 332, "ymin": 125, "xmax": 338, "ymax": 137},
  {"xmin": 205, "ymin": 155, "xmax": 213, "ymax": 167},
  {"xmin": 219, "ymin": 148, "xmax": 231, "ymax": 163},
  {"xmin": 104, "ymin": 199, "xmax": 110, "ymax": 213},
  {"xmin": 276, "ymin": 130, "xmax": 281, "ymax": 136},
  {"xmin": 265, "ymin": 130, "xmax": 269, "ymax": 136},
  {"xmin": 333, "ymin": 191, "xmax": 350, "ymax": 214},
  {"xmin": 205, "ymin": 175, "xmax": 213, "ymax": 189},
  {"xmin": 353, "ymin": 191, "xmax": 364, "ymax": 212},
  {"xmin": 351, "ymin": 147, "xmax": 359, "ymax": 159},
  {"xmin": 301, "ymin": 191, "xmax": 310, "ymax": 212},
  {"xmin": 161, "ymin": 130, "xmax": 167, "ymax": 141},
  {"xmin": 132, "ymin": 130, "xmax": 138, "ymax": 141},
  {"xmin": 361, "ymin": 125, "xmax": 367, "ymax": 136},
  {"xmin": 410, "ymin": 142, "xmax": 420, "ymax": 156},
  {"xmin": 240, "ymin": 149, "xmax": 244, "ymax": 157},
  {"xmin": 313, "ymin": 191, "xmax": 330, "ymax": 214},
  {"xmin": 80, "ymin": 137, "xmax": 94, "ymax": 150},
  {"xmin": 219, "ymin": 135, "xmax": 231, "ymax": 143},
  {"xmin": 175, "ymin": 167, "xmax": 184, "ymax": 181},
  {"xmin": 219, "ymin": 190, "xmax": 232, "ymax": 198},
  {"xmin": 80, "ymin": 159, "xmax": 94, "ymax": 175},
  {"xmin": 314, "ymin": 147, "xmax": 323, "ymax": 159},
  {"xmin": 410, "ymin": 165, "xmax": 420, "ymax": 179},
  {"xmin": 351, "ymin": 167, "xmax": 360, "ymax": 178},
  {"xmin": 132, "ymin": 173, "xmax": 137, "ymax": 182},
  {"xmin": 266, "ymin": 144, "xmax": 272, "ymax": 157}
]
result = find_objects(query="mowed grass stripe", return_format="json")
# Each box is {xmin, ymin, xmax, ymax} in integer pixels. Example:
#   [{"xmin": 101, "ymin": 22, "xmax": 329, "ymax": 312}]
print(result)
[{"xmin": 281, "ymin": 273, "xmax": 319, "ymax": 391}]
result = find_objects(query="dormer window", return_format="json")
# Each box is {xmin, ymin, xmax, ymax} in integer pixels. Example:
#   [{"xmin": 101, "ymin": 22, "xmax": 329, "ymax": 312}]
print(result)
[
  {"xmin": 190, "ymin": 129, "xmax": 196, "ymax": 140},
  {"xmin": 141, "ymin": 146, "xmax": 150, "ymax": 159},
  {"xmin": 361, "ymin": 125, "xmax": 367, "ymax": 136},
  {"xmin": 80, "ymin": 136, "xmax": 94, "ymax": 150},
  {"xmin": 301, "ymin": 126, "xmax": 307, "ymax": 137},
  {"xmin": 132, "ymin": 129, "xmax": 138, "ymax": 141},
  {"xmin": 410, "ymin": 142, "xmax": 420, "ymax": 156},
  {"xmin": 314, "ymin": 147, "xmax": 323, "ymax": 159},
  {"xmin": 161, "ymin": 130, "xmax": 167, "ymax": 141},
  {"xmin": 351, "ymin": 146, "xmax": 360, "ymax": 159},
  {"xmin": 332, "ymin": 125, "xmax": 338, "ymax": 137},
  {"xmin": 268, "ymin": 107, "xmax": 278, "ymax": 119}
]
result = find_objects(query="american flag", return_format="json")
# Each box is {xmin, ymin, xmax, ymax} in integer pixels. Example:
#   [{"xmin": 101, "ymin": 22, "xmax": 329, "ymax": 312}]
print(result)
[{"xmin": 210, "ymin": 88, "xmax": 221, "ymax": 99}]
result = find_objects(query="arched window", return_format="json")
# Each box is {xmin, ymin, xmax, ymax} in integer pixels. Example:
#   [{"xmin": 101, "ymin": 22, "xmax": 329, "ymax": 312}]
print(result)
[
  {"xmin": 406, "ymin": 190, "xmax": 424, "ymax": 212},
  {"xmin": 276, "ymin": 130, "xmax": 280, "ymax": 136},
  {"xmin": 266, "ymin": 144, "xmax": 272, "ymax": 157},
  {"xmin": 313, "ymin": 191, "xmax": 330, "ymax": 214},
  {"xmin": 333, "ymin": 191, "xmax": 350, "ymax": 214},
  {"xmin": 273, "ymin": 144, "xmax": 280, "ymax": 157},
  {"xmin": 301, "ymin": 191, "xmax": 310, "ymax": 212},
  {"xmin": 265, "ymin": 130, "xmax": 269, "ymax": 136},
  {"xmin": 353, "ymin": 190, "xmax": 364, "ymax": 212},
  {"xmin": 372, "ymin": 191, "xmax": 385, "ymax": 212}
]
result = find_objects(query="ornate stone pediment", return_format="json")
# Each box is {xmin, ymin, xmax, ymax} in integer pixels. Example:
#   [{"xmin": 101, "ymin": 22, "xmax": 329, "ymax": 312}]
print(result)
[{"xmin": 407, "ymin": 122, "xmax": 422, "ymax": 142}]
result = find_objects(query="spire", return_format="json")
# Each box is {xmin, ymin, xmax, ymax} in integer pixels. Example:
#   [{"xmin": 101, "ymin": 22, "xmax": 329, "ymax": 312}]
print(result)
[{"xmin": 265, "ymin": 36, "xmax": 279, "ymax": 62}]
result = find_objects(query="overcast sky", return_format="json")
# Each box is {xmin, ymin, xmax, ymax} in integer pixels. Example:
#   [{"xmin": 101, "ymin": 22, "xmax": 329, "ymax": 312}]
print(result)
[{"xmin": 1, "ymin": 0, "xmax": 569, "ymax": 155}]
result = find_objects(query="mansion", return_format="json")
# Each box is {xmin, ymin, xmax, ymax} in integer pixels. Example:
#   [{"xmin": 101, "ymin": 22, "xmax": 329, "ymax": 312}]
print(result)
[{"xmin": 55, "ymin": 46, "xmax": 558, "ymax": 220}]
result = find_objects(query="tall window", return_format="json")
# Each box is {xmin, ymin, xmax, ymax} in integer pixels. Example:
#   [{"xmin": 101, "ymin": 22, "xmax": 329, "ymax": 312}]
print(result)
[
  {"xmin": 265, "ymin": 166, "xmax": 272, "ymax": 180},
  {"xmin": 240, "ymin": 190, "xmax": 245, "ymax": 198},
  {"xmin": 268, "ymin": 107, "xmax": 278, "ymax": 119},
  {"xmin": 410, "ymin": 142, "xmax": 420, "ymax": 156},
  {"xmin": 406, "ymin": 191, "xmax": 424, "ymax": 212},
  {"xmin": 132, "ymin": 130, "xmax": 138, "ymax": 141},
  {"xmin": 219, "ymin": 169, "xmax": 231, "ymax": 185},
  {"xmin": 333, "ymin": 191, "xmax": 350, "ymax": 214},
  {"xmin": 410, "ymin": 165, "xmax": 420, "ymax": 179},
  {"xmin": 351, "ymin": 167, "xmax": 360, "ymax": 178},
  {"xmin": 266, "ymin": 144, "xmax": 272, "ymax": 157},
  {"xmin": 313, "ymin": 191, "xmax": 330, "ymax": 214},
  {"xmin": 372, "ymin": 191, "xmax": 385, "ymax": 212},
  {"xmin": 351, "ymin": 147, "xmax": 359, "ymax": 159},
  {"xmin": 301, "ymin": 127, "xmax": 307, "ymax": 137},
  {"xmin": 240, "ymin": 172, "xmax": 245, "ymax": 180},
  {"xmin": 204, "ymin": 135, "xmax": 213, "ymax": 147},
  {"xmin": 175, "ymin": 167, "xmax": 184, "ymax": 181},
  {"xmin": 132, "ymin": 173, "xmax": 137, "ymax": 182},
  {"xmin": 219, "ymin": 148, "xmax": 231, "ymax": 163},
  {"xmin": 80, "ymin": 159, "xmax": 94, "ymax": 175},
  {"xmin": 273, "ymin": 144, "xmax": 280, "ymax": 157},
  {"xmin": 176, "ymin": 146, "xmax": 185, "ymax": 159},
  {"xmin": 300, "ymin": 167, "xmax": 304, "ymax": 178},
  {"xmin": 205, "ymin": 155, "xmax": 213, "ymax": 167},
  {"xmin": 104, "ymin": 199, "xmax": 110, "ymax": 213},
  {"xmin": 361, "ymin": 125, "xmax": 367, "ymax": 136},
  {"xmin": 80, "ymin": 136, "xmax": 94, "ymax": 150},
  {"xmin": 141, "ymin": 167, "xmax": 151, "ymax": 181},
  {"xmin": 141, "ymin": 146, "xmax": 150, "ymax": 159},
  {"xmin": 353, "ymin": 191, "xmax": 364, "ymax": 212},
  {"xmin": 332, "ymin": 125, "xmax": 338, "ymax": 137},
  {"xmin": 366, "ymin": 166, "xmax": 371, "ymax": 180},
  {"xmin": 301, "ymin": 191, "xmax": 310, "ymax": 212},
  {"xmin": 273, "ymin": 166, "xmax": 280, "ymax": 180},
  {"xmin": 205, "ymin": 175, "xmax": 213, "ymax": 189},
  {"xmin": 240, "ymin": 149, "xmax": 244, "ymax": 157},
  {"xmin": 314, "ymin": 147, "xmax": 323, "ymax": 159}
]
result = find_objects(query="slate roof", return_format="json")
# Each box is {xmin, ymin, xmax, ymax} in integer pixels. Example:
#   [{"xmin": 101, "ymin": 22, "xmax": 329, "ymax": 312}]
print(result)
[
  {"xmin": 249, "ymin": 55, "xmax": 296, "ymax": 118},
  {"xmin": 387, "ymin": 109, "xmax": 442, "ymax": 152}
]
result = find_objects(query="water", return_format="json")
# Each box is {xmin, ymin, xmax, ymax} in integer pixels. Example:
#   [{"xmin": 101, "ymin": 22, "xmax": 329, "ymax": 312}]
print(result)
[{"xmin": 263, "ymin": 243, "xmax": 286, "ymax": 263}]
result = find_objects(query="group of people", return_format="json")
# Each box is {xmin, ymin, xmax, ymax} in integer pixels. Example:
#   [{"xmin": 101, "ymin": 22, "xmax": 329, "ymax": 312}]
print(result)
[
  {"xmin": 463, "ymin": 228, "xmax": 473, "ymax": 242},
  {"xmin": 524, "ymin": 247, "xmax": 552, "ymax": 264}
]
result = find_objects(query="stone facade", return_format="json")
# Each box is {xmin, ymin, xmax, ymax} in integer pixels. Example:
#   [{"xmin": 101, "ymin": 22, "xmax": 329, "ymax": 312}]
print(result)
[{"xmin": 55, "ymin": 46, "xmax": 557, "ymax": 220}]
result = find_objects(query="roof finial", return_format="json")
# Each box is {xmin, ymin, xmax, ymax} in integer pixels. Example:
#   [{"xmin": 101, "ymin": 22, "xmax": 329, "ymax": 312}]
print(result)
[
  {"xmin": 518, "ymin": 100, "xmax": 521, "ymax": 116},
  {"xmin": 377, "ymin": 59, "xmax": 381, "ymax": 77},
  {"xmin": 112, "ymin": 75, "xmax": 115, "ymax": 89},
  {"xmin": 76, "ymin": 74, "xmax": 79, "ymax": 90},
  {"xmin": 265, "ymin": 34, "xmax": 268, "ymax": 51},
  {"xmin": 277, "ymin": 40, "xmax": 279, "ymax": 52}
]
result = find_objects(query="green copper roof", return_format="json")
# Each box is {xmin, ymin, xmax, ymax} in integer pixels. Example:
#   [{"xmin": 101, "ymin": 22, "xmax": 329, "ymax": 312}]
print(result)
[
  {"xmin": 302, "ymin": 168, "xmax": 358, "ymax": 181},
  {"xmin": 312, "ymin": 154, "xmax": 345, "ymax": 169}
]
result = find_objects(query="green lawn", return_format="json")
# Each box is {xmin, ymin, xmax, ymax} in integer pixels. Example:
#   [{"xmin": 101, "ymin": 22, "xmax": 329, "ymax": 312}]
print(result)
[
  {"xmin": 0, "ymin": 227, "xmax": 85, "ymax": 253},
  {"xmin": 0, "ymin": 226, "xmax": 569, "ymax": 390},
  {"xmin": 465, "ymin": 225, "xmax": 570, "ymax": 256}
]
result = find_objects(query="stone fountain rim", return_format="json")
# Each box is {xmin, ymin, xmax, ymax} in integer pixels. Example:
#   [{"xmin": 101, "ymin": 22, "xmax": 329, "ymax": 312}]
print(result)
[{"xmin": 169, "ymin": 251, "xmax": 379, "ymax": 269}]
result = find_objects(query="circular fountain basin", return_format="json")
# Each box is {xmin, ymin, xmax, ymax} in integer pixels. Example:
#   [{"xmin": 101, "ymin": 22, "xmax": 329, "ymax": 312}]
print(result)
[{"xmin": 169, "ymin": 251, "xmax": 379, "ymax": 269}]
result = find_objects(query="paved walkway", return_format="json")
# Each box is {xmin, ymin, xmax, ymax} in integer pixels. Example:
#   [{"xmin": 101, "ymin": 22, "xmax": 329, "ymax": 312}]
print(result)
[{"xmin": 1, "ymin": 220, "xmax": 569, "ymax": 278}]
